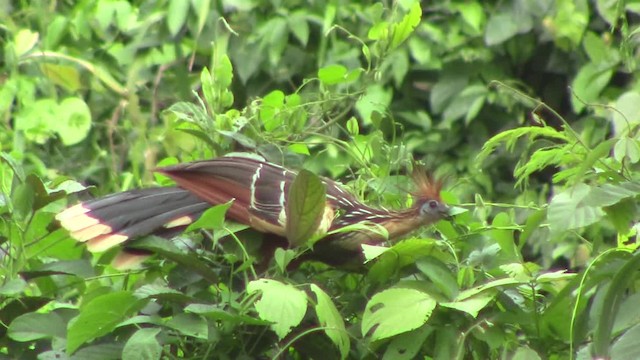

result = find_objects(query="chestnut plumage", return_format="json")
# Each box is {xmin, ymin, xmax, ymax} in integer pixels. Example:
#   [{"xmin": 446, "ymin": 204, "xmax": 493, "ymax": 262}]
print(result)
[{"xmin": 56, "ymin": 156, "xmax": 450, "ymax": 267}]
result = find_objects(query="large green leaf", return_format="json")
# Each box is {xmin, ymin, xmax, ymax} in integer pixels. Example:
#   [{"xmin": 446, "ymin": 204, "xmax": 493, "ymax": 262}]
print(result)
[
  {"xmin": 547, "ymin": 183, "xmax": 605, "ymax": 233},
  {"xmin": 285, "ymin": 169, "xmax": 327, "ymax": 247},
  {"xmin": 310, "ymin": 284, "xmax": 349, "ymax": 359},
  {"xmin": 185, "ymin": 201, "xmax": 232, "ymax": 232},
  {"xmin": 570, "ymin": 63, "xmax": 614, "ymax": 113},
  {"xmin": 247, "ymin": 279, "xmax": 307, "ymax": 339},
  {"xmin": 122, "ymin": 328, "xmax": 162, "ymax": 360},
  {"xmin": 67, "ymin": 291, "xmax": 145, "ymax": 354},
  {"xmin": 390, "ymin": 2, "xmax": 421, "ymax": 49},
  {"xmin": 8, "ymin": 312, "xmax": 66, "ymax": 341},
  {"xmin": 362, "ymin": 288, "xmax": 437, "ymax": 341}
]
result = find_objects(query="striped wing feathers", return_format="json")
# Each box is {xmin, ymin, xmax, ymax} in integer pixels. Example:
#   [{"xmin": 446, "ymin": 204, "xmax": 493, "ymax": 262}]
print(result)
[{"xmin": 57, "ymin": 156, "xmax": 397, "ymax": 260}]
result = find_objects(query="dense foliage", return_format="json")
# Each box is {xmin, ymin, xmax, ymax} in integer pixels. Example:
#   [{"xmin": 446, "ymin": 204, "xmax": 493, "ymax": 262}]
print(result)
[{"xmin": 2, "ymin": 0, "xmax": 640, "ymax": 359}]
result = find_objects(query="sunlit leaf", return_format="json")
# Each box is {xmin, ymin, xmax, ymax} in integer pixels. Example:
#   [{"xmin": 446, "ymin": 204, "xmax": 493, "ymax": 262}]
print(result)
[
  {"xmin": 186, "ymin": 201, "xmax": 232, "ymax": 232},
  {"xmin": 362, "ymin": 288, "xmax": 436, "ymax": 341},
  {"xmin": 67, "ymin": 291, "xmax": 145, "ymax": 354},
  {"xmin": 247, "ymin": 279, "xmax": 307, "ymax": 339},
  {"xmin": 390, "ymin": 2, "xmax": 421, "ymax": 49},
  {"xmin": 548, "ymin": 184, "xmax": 605, "ymax": 232},
  {"xmin": 318, "ymin": 64, "xmax": 348, "ymax": 85},
  {"xmin": 311, "ymin": 284, "xmax": 349, "ymax": 359},
  {"xmin": 286, "ymin": 169, "xmax": 327, "ymax": 247}
]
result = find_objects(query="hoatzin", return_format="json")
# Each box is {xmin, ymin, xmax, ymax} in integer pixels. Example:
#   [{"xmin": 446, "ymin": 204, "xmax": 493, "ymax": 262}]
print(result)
[{"xmin": 56, "ymin": 155, "xmax": 450, "ymax": 268}]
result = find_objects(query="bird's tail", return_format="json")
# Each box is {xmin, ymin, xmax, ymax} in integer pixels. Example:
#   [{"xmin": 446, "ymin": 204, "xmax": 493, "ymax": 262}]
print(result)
[{"xmin": 56, "ymin": 187, "xmax": 210, "ymax": 268}]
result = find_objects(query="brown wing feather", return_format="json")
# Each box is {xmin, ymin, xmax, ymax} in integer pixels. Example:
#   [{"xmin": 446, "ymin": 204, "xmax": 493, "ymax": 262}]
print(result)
[{"xmin": 156, "ymin": 157, "xmax": 298, "ymax": 231}]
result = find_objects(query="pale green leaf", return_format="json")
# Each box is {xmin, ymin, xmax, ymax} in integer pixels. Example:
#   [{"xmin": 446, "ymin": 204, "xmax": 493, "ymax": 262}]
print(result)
[
  {"xmin": 310, "ymin": 284, "xmax": 349, "ymax": 359},
  {"xmin": 286, "ymin": 169, "xmax": 327, "ymax": 247},
  {"xmin": 166, "ymin": 313, "xmax": 208, "ymax": 340},
  {"xmin": 362, "ymin": 288, "xmax": 436, "ymax": 341},
  {"xmin": 415, "ymin": 257, "xmax": 459, "ymax": 300},
  {"xmin": 122, "ymin": 328, "xmax": 162, "ymax": 360},
  {"xmin": 570, "ymin": 63, "xmax": 613, "ymax": 113},
  {"xmin": 547, "ymin": 183, "xmax": 605, "ymax": 232},
  {"xmin": 611, "ymin": 92, "xmax": 640, "ymax": 135},
  {"xmin": 8, "ymin": 312, "xmax": 66, "ymax": 341},
  {"xmin": 247, "ymin": 279, "xmax": 307, "ymax": 339},
  {"xmin": 167, "ymin": 0, "xmax": 190, "ymax": 36},
  {"xmin": 390, "ymin": 2, "xmax": 422, "ymax": 49},
  {"xmin": 583, "ymin": 181, "xmax": 640, "ymax": 207},
  {"xmin": 186, "ymin": 201, "xmax": 232, "ymax": 232},
  {"xmin": 440, "ymin": 291, "xmax": 495, "ymax": 318},
  {"xmin": 55, "ymin": 97, "xmax": 92, "ymax": 146},
  {"xmin": 14, "ymin": 28, "xmax": 39, "ymax": 57},
  {"xmin": 67, "ymin": 291, "xmax": 144, "ymax": 354},
  {"xmin": 318, "ymin": 64, "xmax": 348, "ymax": 85},
  {"xmin": 614, "ymin": 137, "xmax": 640, "ymax": 163}
]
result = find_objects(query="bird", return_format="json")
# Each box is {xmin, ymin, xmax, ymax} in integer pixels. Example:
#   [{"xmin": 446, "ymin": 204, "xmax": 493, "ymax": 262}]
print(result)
[{"xmin": 56, "ymin": 155, "xmax": 450, "ymax": 268}]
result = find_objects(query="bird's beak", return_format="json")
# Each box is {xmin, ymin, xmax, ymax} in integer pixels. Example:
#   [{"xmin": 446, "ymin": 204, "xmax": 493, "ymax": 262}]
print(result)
[{"xmin": 443, "ymin": 205, "xmax": 466, "ymax": 220}]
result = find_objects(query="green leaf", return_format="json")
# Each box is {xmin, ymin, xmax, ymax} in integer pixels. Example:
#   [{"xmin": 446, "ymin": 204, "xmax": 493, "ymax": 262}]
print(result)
[
  {"xmin": 362, "ymin": 288, "xmax": 436, "ymax": 341},
  {"xmin": 455, "ymin": 277, "xmax": 522, "ymax": 300},
  {"xmin": 442, "ymin": 84, "xmax": 487, "ymax": 125},
  {"xmin": 67, "ymin": 291, "xmax": 145, "ymax": 354},
  {"xmin": 8, "ymin": 312, "xmax": 66, "ymax": 341},
  {"xmin": 318, "ymin": 64, "xmax": 348, "ymax": 85},
  {"xmin": 490, "ymin": 212, "xmax": 519, "ymax": 261},
  {"xmin": 127, "ymin": 236, "xmax": 219, "ymax": 283},
  {"xmin": 185, "ymin": 303, "xmax": 270, "ymax": 326},
  {"xmin": 260, "ymin": 90, "xmax": 285, "ymax": 131},
  {"xmin": 288, "ymin": 11, "xmax": 310, "ymax": 46},
  {"xmin": 611, "ymin": 323, "xmax": 640, "ymax": 360},
  {"xmin": 286, "ymin": 169, "xmax": 327, "ymax": 247},
  {"xmin": 40, "ymin": 63, "xmax": 81, "ymax": 92},
  {"xmin": 368, "ymin": 238, "xmax": 437, "ymax": 282},
  {"xmin": 186, "ymin": 201, "xmax": 232, "ymax": 232},
  {"xmin": 355, "ymin": 84, "xmax": 392, "ymax": 124},
  {"xmin": 583, "ymin": 182, "xmax": 640, "ymax": 207},
  {"xmin": 415, "ymin": 257, "xmax": 459, "ymax": 300},
  {"xmin": 552, "ymin": 0, "xmax": 589, "ymax": 50},
  {"xmin": 611, "ymin": 92, "xmax": 640, "ymax": 135},
  {"xmin": 167, "ymin": 0, "xmax": 190, "ymax": 36},
  {"xmin": 14, "ymin": 28, "xmax": 39, "ymax": 57},
  {"xmin": 310, "ymin": 284, "xmax": 349, "ymax": 359},
  {"xmin": 440, "ymin": 291, "xmax": 495, "ymax": 318},
  {"xmin": 0, "ymin": 278, "xmax": 27, "ymax": 296},
  {"xmin": 212, "ymin": 53, "xmax": 234, "ymax": 90},
  {"xmin": 383, "ymin": 325, "xmax": 433, "ymax": 360},
  {"xmin": 346, "ymin": 117, "xmax": 359, "ymax": 135},
  {"xmin": 454, "ymin": 2, "xmax": 485, "ymax": 34},
  {"xmin": 287, "ymin": 143, "xmax": 310, "ymax": 155},
  {"xmin": 166, "ymin": 313, "xmax": 208, "ymax": 340},
  {"xmin": 56, "ymin": 97, "xmax": 92, "ymax": 146},
  {"xmin": 511, "ymin": 346, "xmax": 542, "ymax": 360},
  {"xmin": 614, "ymin": 137, "xmax": 640, "ymax": 163},
  {"xmin": 122, "ymin": 328, "xmax": 162, "ymax": 360},
  {"xmin": 368, "ymin": 21, "xmax": 390, "ymax": 40},
  {"xmin": 547, "ymin": 184, "xmax": 605, "ymax": 232},
  {"xmin": 274, "ymin": 248, "xmax": 296, "ymax": 273},
  {"xmin": 484, "ymin": 13, "xmax": 519, "ymax": 45},
  {"xmin": 390, "ymin": 2, "xmax": 422, "ymax": 49},
  {"xmin": 247, "ymin": 279, "xmax": 307, "ymax": 339},
  {"xmin": 570, "ymin": 63, "xmax": 613, "ymax": 113},
  {"xmin": 593, "ymin": 251, "xmax": 640, "ymax": 358},
  {"xmin": 430, "ymin": 74, "xmax": 468, "ymax": 114}
]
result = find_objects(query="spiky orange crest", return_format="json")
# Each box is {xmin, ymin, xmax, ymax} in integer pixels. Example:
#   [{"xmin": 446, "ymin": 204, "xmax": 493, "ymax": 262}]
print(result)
[{"xmin": 411, "ymin": 165, "xmax": 443, "ymax": 202}]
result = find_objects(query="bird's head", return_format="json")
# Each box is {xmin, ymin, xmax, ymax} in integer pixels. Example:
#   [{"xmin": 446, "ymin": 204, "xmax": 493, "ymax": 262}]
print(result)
[{"xmin": 411, "ymin": 167, "xmax": 450, "ymax": 224}]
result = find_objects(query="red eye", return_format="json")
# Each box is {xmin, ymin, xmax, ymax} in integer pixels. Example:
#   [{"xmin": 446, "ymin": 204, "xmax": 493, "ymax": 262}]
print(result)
[{"xmin": 428, "ymin": 200, "xmax": 439, "ymax": 209}]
